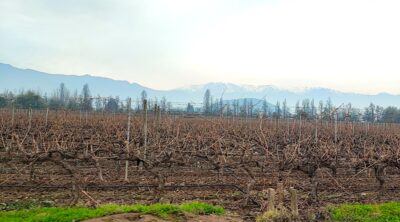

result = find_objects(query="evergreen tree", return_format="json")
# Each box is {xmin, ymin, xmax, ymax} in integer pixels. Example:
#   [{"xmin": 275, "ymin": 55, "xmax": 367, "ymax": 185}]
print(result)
[
  {"xmin": 203, "ymin": 89, "xmax": 211, "ymax": 115},
  {"xmin": 81, "ymin": 84, "xmax": 92, "ymax": 111},
  {"xmin": 15, "ymin": 91, "xmax": 45, "ymax": 109},
  {"xmin": 0, "ymin": 96, "xmax": 7, "ymax": 108},
  {"xmin": 186, "ymin": 103, "xmax": 194, "ymax": 113}
]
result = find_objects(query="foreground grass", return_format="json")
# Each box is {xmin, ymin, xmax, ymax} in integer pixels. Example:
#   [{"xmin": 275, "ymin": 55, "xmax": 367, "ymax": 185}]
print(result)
[
  {"xmin": 330, "ymin": 202, "xmax": 400, "ymax": 222},
  {"xmin": 0, "ymin": 202, "xmax": 224, "ymax": 222}
]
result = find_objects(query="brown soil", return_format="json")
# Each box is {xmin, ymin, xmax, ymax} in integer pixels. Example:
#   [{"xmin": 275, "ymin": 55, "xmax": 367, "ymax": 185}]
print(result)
[{"xmin": 82, "ymin": 213, "xmax": 243, "ymax": 222}]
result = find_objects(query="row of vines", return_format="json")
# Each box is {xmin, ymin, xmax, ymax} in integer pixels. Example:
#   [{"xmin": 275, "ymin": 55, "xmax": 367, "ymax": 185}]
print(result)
[{"xmin": 1, "ymin": 106, "xmax": 400, "ymax": 218}]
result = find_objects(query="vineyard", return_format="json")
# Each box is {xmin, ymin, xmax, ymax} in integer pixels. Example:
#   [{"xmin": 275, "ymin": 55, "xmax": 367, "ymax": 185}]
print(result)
[{"xmin": 1, "ymin": 107, "xmax": 400, "ymax": 221}]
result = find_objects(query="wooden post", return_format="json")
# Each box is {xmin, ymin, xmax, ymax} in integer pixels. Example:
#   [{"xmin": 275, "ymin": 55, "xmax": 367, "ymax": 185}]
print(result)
[
  {"xmin": 143, "ymin": 99, "xmax": 148, "ymax": 160},
  {"xmin": 244, "ymin": 181, "xmax": 253, "ymax": 204},
  {"xmin": 287, "ymin": 119, "xmax": 290, "ymax": 139},
  {"xmin": 154, "ymin": 104, "xmax": 160, "ymax": 131},
  {"xmin": 299, "ymin": 114, "xmax": 302, "ymax": 142},
  {"xmin": 289, "ymin": 187, "xmax": 299, "ymax": 218},
  {"xmin": 45, "ymin": 108, "xmax": 49, "ymax": 127},
  {"xmin": 276, "ymin": 182, "xmax": 284, "ymax": 209},
  {"xmin": 267, "ymin": 188, "xmax": 276, "ymax": 212},
  {"xmin": 28, "ymin": 107, "xmax": 32, "ymax": 129},
  {"xmin": 310, "ymin": 176, "xmax": 318, "ymax": 203},
  {"xmin": 89, "ymin": 144, "xmax": 104, "ymax": 182},
  {"xmin": 158, "ymin": 104, "xmax": 162, "ymax": 123},
  {"xmin": 156, "ymin": 105, "xmax": 161, "ymax": 145},
  {"xmin": 156, "ymin": 105, "xmax": 161, "ymax": 129},
  {"xmin": 315, "ymin": 116, "xmax": 318, "ymax": 143},
  {"xmin": 153, "ymin": 104, "xmax": 157, "ymax": 128},
  {"xmin": 124, "ymin": 98, "xmax": 132, "ymax": 182},
  {"xmin": 334, "ymin": 112, "xmax": 338, "ymax": 143},
  {"xmin": 11, "ymin": 103, "xmax": 15, "ymax": 127},
  {"xmin": 95, "ymin": 158, "xmax": 104, "ymax": 181}
]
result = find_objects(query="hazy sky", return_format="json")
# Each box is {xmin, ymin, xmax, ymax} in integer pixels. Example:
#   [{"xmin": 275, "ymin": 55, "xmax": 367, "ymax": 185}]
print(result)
[{"xmin": 1, "ymin": 0, "xmax": 400, "ymax": 94}]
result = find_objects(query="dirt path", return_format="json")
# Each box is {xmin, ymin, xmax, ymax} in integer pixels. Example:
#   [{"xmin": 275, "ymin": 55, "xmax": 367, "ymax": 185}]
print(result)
[{"xmin": 82, "ymin": 213, "xmax": 243, "ymax": 222}]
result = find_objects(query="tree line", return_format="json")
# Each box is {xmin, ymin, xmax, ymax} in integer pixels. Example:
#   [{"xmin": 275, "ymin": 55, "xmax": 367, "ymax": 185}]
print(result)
[
  {"xmin": 0, "ymin": 83, "xmax": 171, "ymax": 113},
  {"xmin": 200, "ymin": 89, "xmax": 400, "ymax": 123},
  {"xmin": 1, "ymin": 84, "xmax": 400, "ymax": 123}
]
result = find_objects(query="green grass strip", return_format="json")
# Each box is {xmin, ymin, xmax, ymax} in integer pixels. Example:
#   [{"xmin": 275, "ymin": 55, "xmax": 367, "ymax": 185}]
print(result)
[
  {"xmin": 330, "ymin": 202, "xmax": 400, "ymax": 222},
  {"xmin": 0, "ymin": 201, "xmax": 224, "ymax": 222}
]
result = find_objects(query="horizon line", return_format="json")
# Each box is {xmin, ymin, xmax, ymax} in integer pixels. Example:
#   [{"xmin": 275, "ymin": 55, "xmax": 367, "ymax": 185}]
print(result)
[{"xmin": 1, "ymin": 62, "xmax": 399, "ymax": 96}]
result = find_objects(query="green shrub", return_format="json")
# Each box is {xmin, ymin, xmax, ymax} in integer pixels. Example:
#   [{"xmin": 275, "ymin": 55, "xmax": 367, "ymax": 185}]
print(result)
[
  {"xmin": 256, "ymin": 208, "xmax": 292, "ymax": 222},
  {"xmin": 330, "ymin": 202, "xmax": 400, "ymax": 222},
  {"xmin": 0, "ymin": 202, "xmax": 224, "ymax": 222}
]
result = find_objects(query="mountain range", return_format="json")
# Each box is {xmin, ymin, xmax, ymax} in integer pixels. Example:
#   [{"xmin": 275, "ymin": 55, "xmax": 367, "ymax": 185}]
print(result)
[{"xmin": 1, "ymin": 63, "xmax": 399, "ymax": 108}]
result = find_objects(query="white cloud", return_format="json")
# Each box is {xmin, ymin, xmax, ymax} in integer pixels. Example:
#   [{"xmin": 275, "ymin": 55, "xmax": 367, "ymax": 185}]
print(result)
[
  {"xmin": 1, "ymin": 0, "xmax": 400, "ymax": 93},
  {"xmin": 183, "ymin": 0, "xmax": 400, "ymax": 93}
]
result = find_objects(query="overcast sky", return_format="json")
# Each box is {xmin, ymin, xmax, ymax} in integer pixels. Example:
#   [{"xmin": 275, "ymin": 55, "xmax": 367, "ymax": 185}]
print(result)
[{"xmin": 1, "ymin": 0, "xmax": 400, "ymax": 94}]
